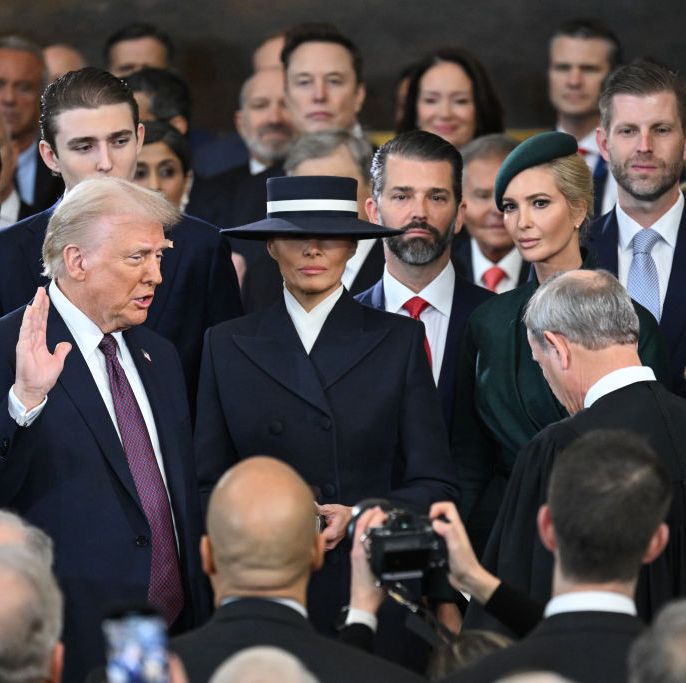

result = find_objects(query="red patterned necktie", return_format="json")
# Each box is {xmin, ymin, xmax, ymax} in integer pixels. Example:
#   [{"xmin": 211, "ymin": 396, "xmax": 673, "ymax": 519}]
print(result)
[
  {"xmin": 403, "ymin": 296, "xmax": 432, "ymax": 367},
  {"xmin": 99, "ymin": 333, "xmax": 184, "ymax": 626},
  {"xmin": 482, "ymin": 266, "xmax": 507, "ymax": 293}
]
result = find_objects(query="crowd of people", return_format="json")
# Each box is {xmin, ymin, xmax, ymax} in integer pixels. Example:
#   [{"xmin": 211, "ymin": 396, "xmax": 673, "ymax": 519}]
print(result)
[{"xmin": 1, "ymin": 15, "xmax": 686, "ymax": 683}]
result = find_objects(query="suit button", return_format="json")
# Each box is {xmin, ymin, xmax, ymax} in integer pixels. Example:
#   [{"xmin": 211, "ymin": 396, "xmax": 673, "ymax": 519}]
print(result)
[
  {"xmin": 135, "ymin": 535, "xmax": 150, "ymax": 547},
  {"xmin": 319, "ymin": 417, "xmax": 332, "ymax": 430},
  {"xmin": 322, "ymin": 483, "xmax": 336, "ymax": 498},
  {"xmin": 269, "ymin": 420, "xmax": 283, "ymax": 435}
]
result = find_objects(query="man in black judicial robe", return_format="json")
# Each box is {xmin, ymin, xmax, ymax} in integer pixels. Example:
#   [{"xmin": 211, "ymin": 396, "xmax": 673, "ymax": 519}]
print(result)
[{"xmin": 464, "ymin": 269, "xmax": 686, "ymax": 633}]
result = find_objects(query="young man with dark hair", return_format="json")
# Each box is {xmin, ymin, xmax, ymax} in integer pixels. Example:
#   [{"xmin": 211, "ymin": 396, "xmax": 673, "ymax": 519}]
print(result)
[
  {"xmin": 590, "ymin": 59, "xmax": 686, "ymax": 396},
  {"xmin": 104, "ymin": 22, "xmax": 174, "ymax": 77},
  {"xmin": 0, "ymin": 67, "xmax": 242, "ymax": 407}
]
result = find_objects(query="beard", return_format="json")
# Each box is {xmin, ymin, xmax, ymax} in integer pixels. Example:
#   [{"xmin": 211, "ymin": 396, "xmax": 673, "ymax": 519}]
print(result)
[
  {"xmin": 385, "ymin": 220, "xmax": 454, "ymax": 265},
  {"xmin": 248, "ymin": 123, "xmax": 294, "ymax": 162},
  {"xmin": 610, "ymin": 153, "xmax": 684, "ymax": 203}
]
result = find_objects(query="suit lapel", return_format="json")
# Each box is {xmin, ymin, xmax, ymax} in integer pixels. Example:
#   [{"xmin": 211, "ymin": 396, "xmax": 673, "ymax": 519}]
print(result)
[
  {"xmin": 589, "ymin": 210, "xmax": 619, "ymax": 274},
  {"xmin": 350, "ymin": 240, "xmax": 384, "ymax": 294},
  {"xmin": 660, "ymin": 203, "xmax": 686, "ymax": 350},
  {"xmin": 47, "ymin": 304, "xmax": 143, "ymax": 513},
  {"xmin": 309, "ymin": 291, "xmax": 389, "ymax": 390},
  {"xmin": 22, "ymin": 209, "xmax": 53, "ymax": 287}
]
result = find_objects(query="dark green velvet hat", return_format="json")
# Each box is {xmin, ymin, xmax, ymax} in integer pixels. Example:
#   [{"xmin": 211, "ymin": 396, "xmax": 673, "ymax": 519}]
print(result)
[{"xmin": 494, "ymin": 131, "xmax": 578, "ymax": 211}]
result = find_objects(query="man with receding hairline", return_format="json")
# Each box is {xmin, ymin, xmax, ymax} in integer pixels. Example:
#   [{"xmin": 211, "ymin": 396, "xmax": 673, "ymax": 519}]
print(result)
[{"xmin": 172, "ymin": 456, "xmax": 422, "ymax": 683}]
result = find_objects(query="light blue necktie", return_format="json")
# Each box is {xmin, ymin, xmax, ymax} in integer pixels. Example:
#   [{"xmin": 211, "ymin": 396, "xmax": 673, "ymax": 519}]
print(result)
[{"xmin": 627, "ymin": 228, "xmax": 661, "ymax": 322}]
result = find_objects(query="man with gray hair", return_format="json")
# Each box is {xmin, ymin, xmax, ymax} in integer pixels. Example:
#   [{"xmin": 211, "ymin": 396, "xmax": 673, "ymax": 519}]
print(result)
[
  {"xmin": 0, "ymin": 509, "xmax": 53, "ymax": 567},
  {"xmin": 0, "ymin": 35, "xmax": 63, "ymax": 211},
  {"xmin": 465, "ymin": 268, "xmax": 686, "ymax": 633},
  {"xmin": 209, "ymin": 647, "xmax": 320, "ymax": 683},
  {"xmin": 0, "ymin": 546, "xmax": 64, "ymax": 683},
  {"xmin": 0, "ymin": 177, "xmax": 209, "ymax": 682}
]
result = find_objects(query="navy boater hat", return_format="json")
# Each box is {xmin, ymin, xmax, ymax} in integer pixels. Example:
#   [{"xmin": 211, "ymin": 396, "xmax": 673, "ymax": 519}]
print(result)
[{"xmin": 222, "ymin": 175, "xmax": 403, "ymax": 240}]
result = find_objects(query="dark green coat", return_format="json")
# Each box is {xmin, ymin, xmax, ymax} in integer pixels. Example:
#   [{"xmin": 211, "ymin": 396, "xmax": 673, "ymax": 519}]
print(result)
[{"xmin": 452, "ymin": 273, "xmax": 669, "ymax": 554}]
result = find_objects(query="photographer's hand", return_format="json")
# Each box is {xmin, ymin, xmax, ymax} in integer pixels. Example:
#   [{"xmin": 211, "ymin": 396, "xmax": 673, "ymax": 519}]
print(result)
[
  {"xmin": 349, "ymin": 506, "xmax": 387, "ymax": 615},
  {"xmin": 316, "ymin": 503, "xmax": 353, "ymax": 550},
  {"xmin": 430, "ymin": 502, "xmax": 501, "ymax": 605}
]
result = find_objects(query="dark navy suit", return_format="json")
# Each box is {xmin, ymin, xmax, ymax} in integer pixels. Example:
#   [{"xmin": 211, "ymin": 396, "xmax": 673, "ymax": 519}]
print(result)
[
  {"xmin": 355, "ymin": 272, "xmax": 493, "ymax": 432},
  {"xmin": 0, "ymin": 207, "xmax": 243, "ymax": 407},
  {"xmin": 589, "ymin": 204, "xmax": 686, "ymax": 396},
  {"xmin": 0, "ymin": 302, "xmax": 209, "ymax": 683},
  {"xmin": 194, "ymin": 290, "xmax": 459, "ymax": 634}
]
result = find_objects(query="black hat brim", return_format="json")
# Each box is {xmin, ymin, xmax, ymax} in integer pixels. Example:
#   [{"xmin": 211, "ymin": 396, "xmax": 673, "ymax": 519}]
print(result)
[{"xmin": 221, "ymin": 215, "xmax": 403, "ymax": 240}]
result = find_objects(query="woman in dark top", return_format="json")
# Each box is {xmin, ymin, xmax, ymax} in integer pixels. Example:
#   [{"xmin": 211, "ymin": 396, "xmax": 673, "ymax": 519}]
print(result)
[{"xmin": 452, "ymin": 132, "xmax": 668, "ymax": 553}]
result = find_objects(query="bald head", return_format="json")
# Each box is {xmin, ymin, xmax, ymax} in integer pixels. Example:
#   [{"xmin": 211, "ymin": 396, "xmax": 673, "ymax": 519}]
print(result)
[{"xmin": 207, "ymin": 457, "xmax": 319, "ymax": 591}]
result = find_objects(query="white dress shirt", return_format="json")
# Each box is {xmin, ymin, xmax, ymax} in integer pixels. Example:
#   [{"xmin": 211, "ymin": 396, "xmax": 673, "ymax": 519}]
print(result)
[
  {"xmin": 616, "ymin": 194, "xmax": 683, "ymax": 318},
  {"xmin": 382, "ymin": 262, "xmax": 454, "ymax": 385},
  {"xmin": 470, "ymin": 238, "xmax": 523, "ymax": 294},
  {"xmin": 283, "ymin": 285, "xmax": 344, "ymax": 354},
  {"xmin": 0, "ymin": 189, "xmax": 21, "ymax": 228},
  {"xmin": 544, "ymin": 591, "xmax": 637, "ymax": 618},
  {"xmin": 583, "ymin": 365, "xmax": 656, "ymax": 409},
  {"xmin": 249, "ymin": 158, "xmax": 268, "ymax": 175},
  {"xmin": 220, "ymin": 596, "xmax": 308, "ymax": 618},
  {"xmin": 9, "ymin": 282, "xmax": 175, "ymax": 512},
  {"xmin": 342, "ymin": 239, "xmax": 376, "ymax": 290}
]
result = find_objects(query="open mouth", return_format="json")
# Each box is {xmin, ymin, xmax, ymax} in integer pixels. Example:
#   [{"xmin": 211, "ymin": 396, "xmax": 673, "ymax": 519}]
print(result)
[{"xmin": 133, "ymin": 295, "xmax": 154, "ymax": 308}]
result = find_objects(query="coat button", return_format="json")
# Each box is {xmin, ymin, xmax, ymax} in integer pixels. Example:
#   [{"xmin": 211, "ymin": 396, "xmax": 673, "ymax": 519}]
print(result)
[
  {"xmin": 135, "ymin": 535, "xmax": 150, "ymax": 547},
  {"xmin": 269, "ymin": 420, "xmax": 283, "ymax": 435},
  {"xmin": 322, "ymin": 483, "xmax": 336, "ymax": 497},
  {"xmin": 319, "ymin": 416, "xmax": 332, "ymax": 430}
]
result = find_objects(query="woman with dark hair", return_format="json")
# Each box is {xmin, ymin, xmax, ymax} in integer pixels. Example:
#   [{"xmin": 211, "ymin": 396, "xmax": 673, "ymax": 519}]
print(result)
[{"xmin": 397, "ymin": 48, "xmax": 504, "ymax": 149}]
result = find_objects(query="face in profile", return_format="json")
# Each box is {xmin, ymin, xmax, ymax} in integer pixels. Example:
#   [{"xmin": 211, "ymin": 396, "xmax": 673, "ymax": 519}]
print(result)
[
  {"xmin": 501, "ymin": 165, "xmax": 585, "ymax": 268},
  {"xmin": 416, "ymin": 61, "xmax": 477, "ymax": 149},
  {"xmin": 134, "ymin": 141, "xmax": 189, "ymax": 209}
]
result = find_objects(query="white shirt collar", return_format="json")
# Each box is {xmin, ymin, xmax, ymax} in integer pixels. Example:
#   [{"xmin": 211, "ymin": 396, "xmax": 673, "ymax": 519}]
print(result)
[
  {"xmin": 470, "ymin": 239, "xmax": 523, "ymax": 286},
  {"xmin": 342, "ymin": 238, "xmax": 376, "ymax": 290},
  {"xmin": 0, "ymin": 188, "xmax": 21, "ymax": 227},
  {"xmin": 584, "ymin": 365, "xmax": 656, "ymax": 409},
  {"xmin": 382, "ymin": 261, "xmax": 455, "ymax": 317},
  {"xmin": 617, "ymin": 193, "xmax": 684, "ymax": 251},
  {"xmin": 544, "ymin": 591, "xmax": 636, "ymax": 618},
  {"xmin": 249, "ymin": 158, "xmax": 268, "ymax": 175},
  {"xmin": 283, "ymin": 285, "xmax": 344, "ymax": 354},
  {"xmin": 48, "ymin": 280, "xmax": 125, "ymax": 359},
  {"xmin": 556, "ymin": 125, "xmax": 600, "ymax": 155},
  {"xmin": 219, "ymin": 596, "xmax": 308, "ymax": 618}
]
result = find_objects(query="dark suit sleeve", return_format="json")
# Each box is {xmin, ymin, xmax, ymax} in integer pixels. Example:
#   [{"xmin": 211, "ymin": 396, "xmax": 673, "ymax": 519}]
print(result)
[
  {"xmin": 483, "ymin": 581, "xmax": 544, "ymax": 638},
  {"xmin": 390, "ymin": 322, "xmax": 460, "ymax": 510},
  {"xmin": 194, "ymin": 327, "xmax": 239, "ymax": 518},
  {"xmin": 634, "ymin": 301, "xmax": 671, "ymax": 389},
  {"xmin": 204, "ymin": 231, "xmax": 243, "ymax": 327}
]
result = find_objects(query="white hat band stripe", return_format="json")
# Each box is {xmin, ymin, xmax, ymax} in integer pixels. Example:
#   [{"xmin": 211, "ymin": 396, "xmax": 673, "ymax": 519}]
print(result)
[{"xmin": 267, "ymin": 199, "xmax": 359, "ymax": 213}]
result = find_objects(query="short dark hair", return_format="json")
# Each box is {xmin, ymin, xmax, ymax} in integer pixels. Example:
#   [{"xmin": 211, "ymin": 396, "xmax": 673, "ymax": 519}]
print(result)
[
  {"xmin": 141, "ymin": 119, "xmax": 191, "ymax": 174},
  {"xmin": 281, "ymin": 23, "xmax": 363, "ymax": 84},
  {"xmin": 551, "ymin": 18, "xmax": 623, "ymax": 70},
  {"xmin": 125, "ymin": 67, "xmax": 191, "ymax": 125},
  {"xmin": 371, "ymin": 129, "xmax": 464, "ymax": 203},
  {"xmin": 599, "ymin": 59, "xmax": 686, "ymax": 132},
  {"xmin": 397, "ymin": 47, "xmax": 504, "ymax": 143},
  {"xmin": 40, "ymin": 67, "xmax": 139, "ymax": 151},
  {"xmin": 103, "ymin": 22, "xmax": 174, "ymax": 67},
  {"xmin": 548, "ymin": 430, "xmax": 671, "ymax": 583}
]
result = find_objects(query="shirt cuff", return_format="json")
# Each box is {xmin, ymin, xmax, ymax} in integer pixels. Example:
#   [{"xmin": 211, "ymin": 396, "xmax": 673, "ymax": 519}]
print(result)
[
  {"xmin": 8, "ymin": 387, "xmax": 47, "ymax": 426},
  {"xmin": 345, "ymin": 607, "xmax": 378, "ymax": 632}
]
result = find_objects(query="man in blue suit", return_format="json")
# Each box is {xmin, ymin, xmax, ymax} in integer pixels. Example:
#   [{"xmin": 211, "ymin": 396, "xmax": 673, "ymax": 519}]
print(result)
[
  {"xmin": 0, "ymin": 67, "xmax": 242, "ymax": 408},
  {"xmin": 356, "ymin": 130, "xmax": 492, "ymax": 432},
  {"xmin": 589, "ymin": 60, "xmax": 686, "ymax": 396},
  {"xmin": 0, "ymin": 177, "xmax": 209, "ymax": 683}
]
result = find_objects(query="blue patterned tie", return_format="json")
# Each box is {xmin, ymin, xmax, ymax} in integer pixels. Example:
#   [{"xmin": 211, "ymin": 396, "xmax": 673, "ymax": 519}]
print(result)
[{"xmin": 627, "ymin": 228, "xmax": 661, "ymax": 322}]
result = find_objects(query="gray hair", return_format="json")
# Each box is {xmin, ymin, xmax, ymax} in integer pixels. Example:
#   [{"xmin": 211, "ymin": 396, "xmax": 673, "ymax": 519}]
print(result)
[
  {"xmin": 523, "ymin": 269, "xmax": 639, "ymax": 350},
  {"xmin": 209, "ymin": 647, "xmax": 320, "ymax": 683},
  {"xmin": 285, "ymin": 129, "xmax": 373, "ymax": 185},
  {"xmin": 460, "ymin": 133, "xmax": 518, "ymax": 166},
  {"xmin": 0, "ymin": 36, "xmax": 48, "ymax": 89},
  {"xmin": 42, "ymin": 177, "xmax": 180, "ymax": 280},
  {"xmin": 0, "ymin": 547, "xmax": 63, "ymax": 683},
  {"xmin": 629, "ymin": 599, "xmax": 686, "ymax": 683},
  {"xmin": 0, "ymin": 510, "xmax": 53, "ymax": 568}
]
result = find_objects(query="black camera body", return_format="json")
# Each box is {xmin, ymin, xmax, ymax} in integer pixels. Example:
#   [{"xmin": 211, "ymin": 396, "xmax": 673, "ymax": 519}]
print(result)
[{"xmin": 349, "ymin": 499, "xmax": 448, "ymax": 583}]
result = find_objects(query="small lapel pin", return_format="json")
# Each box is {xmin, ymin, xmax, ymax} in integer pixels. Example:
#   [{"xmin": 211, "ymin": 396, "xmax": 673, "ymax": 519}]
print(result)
[{"xmin": 142, "ymin": 349, "xmax": 152, "ymax": 363}]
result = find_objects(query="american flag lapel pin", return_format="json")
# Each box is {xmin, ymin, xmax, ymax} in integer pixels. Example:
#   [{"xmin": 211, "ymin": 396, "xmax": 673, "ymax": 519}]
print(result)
[{"xmin": 142, "ymin": 349, "xmax": 152, "ymax": 363}]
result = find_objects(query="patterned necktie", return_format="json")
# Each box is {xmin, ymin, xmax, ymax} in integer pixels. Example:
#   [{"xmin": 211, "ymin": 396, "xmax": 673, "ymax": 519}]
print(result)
[
  {"xmin": 627, "ymin": 228, "xmax": 661, "ymax": 322},
  {"xmin": 98, "ymin": 333, "xmax": 184, "ymax": 626},
  {"xmin": 403, "ymin": 296, "xmax": 432, "ymax": 367},
  {"xmin": 482, "ymin": 266, "xmax": 507, "ymax": 293}
]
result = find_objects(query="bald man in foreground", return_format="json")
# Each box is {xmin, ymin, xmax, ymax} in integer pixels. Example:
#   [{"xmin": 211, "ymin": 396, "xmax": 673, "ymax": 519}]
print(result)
[{"xmin": 170, "ymin": 457, "xmax": 422, "ymax": 683}]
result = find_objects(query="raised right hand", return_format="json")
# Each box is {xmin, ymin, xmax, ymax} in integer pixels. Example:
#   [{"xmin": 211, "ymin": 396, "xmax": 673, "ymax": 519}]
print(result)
[{"xmin": 13, "ymin": 288, "xmax": 72, "ymax": 411}]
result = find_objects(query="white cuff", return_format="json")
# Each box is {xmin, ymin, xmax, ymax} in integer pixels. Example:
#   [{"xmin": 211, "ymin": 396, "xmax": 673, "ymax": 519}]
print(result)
[
  {"xmin": 8, "ymin": 387, "xmax": 47, "ymax": 426},
  {"xmin": 344, "ymin": 607, "xmax": 378, "ymax": 632}
]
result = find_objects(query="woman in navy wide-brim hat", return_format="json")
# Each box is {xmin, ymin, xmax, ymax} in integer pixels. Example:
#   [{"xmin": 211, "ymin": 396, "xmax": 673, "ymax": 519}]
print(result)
[{"xmin": 194, "ymin": 175, "xmax": 459, "ymax": 634}]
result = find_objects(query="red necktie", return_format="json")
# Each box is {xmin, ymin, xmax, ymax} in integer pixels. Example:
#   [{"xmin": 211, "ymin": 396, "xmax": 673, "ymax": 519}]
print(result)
[
  {"xmin": 403, "ymin": 296, "xmax": 432, "ymax": 367},
  {"xmin": 577, "ymin": 147, "xmax": 589, "ymax": 157},
  {"xmin": 482, "ymin": 266, "xmax": 507, "ymax": 293},
  {"xmin": 99, "ymin": 334, "xmax": 184, "ymax": 626}
]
